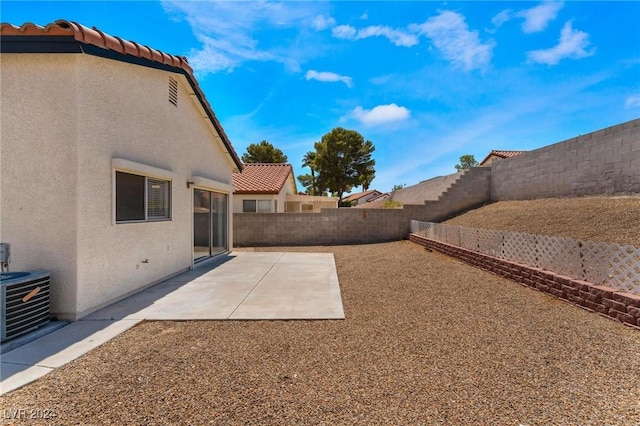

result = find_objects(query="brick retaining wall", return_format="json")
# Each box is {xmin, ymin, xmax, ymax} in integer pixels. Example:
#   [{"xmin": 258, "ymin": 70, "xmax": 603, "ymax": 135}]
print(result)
[{"xmin": 409, "ymin": 234, "xmax": 640, "ymax": 329}]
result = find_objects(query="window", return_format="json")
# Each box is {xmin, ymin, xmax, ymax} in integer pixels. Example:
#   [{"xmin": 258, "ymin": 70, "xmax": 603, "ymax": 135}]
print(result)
[
  {"xmin": 242, "ymin": 199, "xmax": 272, "ymax": 212},
  {"xmin": 116, "ymin": 171, "xmax": 171, "ymax": 222},
  {"xmin": 242, "ymin": 200, "xmax": 256, "ymax": 213},
  {"xmin": 257, "ymin": 200, "xmax": 271, "ymax": 213},
  {"xmin": 274, "ymin": 200, "xmax": 278, "ymax": 213}
]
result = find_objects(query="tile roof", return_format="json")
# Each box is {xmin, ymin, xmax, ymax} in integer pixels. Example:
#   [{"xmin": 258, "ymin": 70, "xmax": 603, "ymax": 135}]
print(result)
[
  {"xmin": 343, "ymin": 189, "xmax": 382, "ymax": 202},
  {"xmin": 233, "ymin": 163, "xmax": 295, "ymax": 194},
  {"xmin": 479, "ymin": 150, "xmax": 527, "ymax": 166},
  {"xmin": 0, "ymin": 20, "xmax": 243, "ymax": 171}
]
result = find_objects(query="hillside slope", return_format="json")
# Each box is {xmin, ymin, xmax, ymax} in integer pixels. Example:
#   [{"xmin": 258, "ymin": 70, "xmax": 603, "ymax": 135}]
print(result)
[{"xmin": 444, "ymin": 195, "xmax": 640, "ymax": 247}]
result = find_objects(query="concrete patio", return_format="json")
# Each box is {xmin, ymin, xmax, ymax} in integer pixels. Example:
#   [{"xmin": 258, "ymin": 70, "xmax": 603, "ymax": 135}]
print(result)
[{"xmin": 0, "ymin": 251, "xmax": 344, "ymax": 395}]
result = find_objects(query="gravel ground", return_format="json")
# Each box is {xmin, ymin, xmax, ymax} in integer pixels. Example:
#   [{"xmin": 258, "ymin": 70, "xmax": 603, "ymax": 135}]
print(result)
[
  {"xmin": 2, "ymin": 241, "xmax": 639, "ymax": 425},
  {"xmin": 446, "ymin": 195, "xmax": 640, "ymax": 247}
]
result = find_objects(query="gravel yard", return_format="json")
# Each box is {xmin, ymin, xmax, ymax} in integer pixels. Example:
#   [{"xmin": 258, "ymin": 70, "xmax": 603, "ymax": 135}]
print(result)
[
  {"xmin": 2, "ymin": 241, "xmax": 639, "ymax": 425},
  {"xmin": 446, "ymin": 195, "xmax": 640, "ymax": 247}
]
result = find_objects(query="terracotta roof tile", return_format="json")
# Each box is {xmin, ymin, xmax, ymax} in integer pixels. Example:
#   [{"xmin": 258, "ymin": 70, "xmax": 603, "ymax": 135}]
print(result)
[
  {"xmin": 233, "ymin": 164, "xmax": 294, "ymax": 194},
  {"xmin": 0, "ymin": 20, "xmax": 242, "ymax": 171},
  {"xmin": 479, "ymin": 150, "xmax": 526, "ymax": 166}
]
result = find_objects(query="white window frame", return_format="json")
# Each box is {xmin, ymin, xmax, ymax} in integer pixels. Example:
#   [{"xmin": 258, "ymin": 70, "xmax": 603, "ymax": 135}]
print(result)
[
  {"xmin": 242, "ymin": 199, "xmax": 273, "ymax": 213},
  {"xmin": 112, "ymin": 158, "xmax": 178, "ymax": 224}
]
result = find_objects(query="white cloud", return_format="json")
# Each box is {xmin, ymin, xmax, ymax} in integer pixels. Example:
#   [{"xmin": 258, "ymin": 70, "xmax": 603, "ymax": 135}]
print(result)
[
  {"xmin": 348, "ymin": 103, "xmax": 411, "ymax": 126},
  {"xmin": 311, "ymin": 15, "xmax": 336, "ymax": 31},
  {"xmin": 492, "ymin": 9, "xmax": 513, "ymax": 27},
  {"xmin": 410, "ymin": 11, "xmax": 494, "ymax": 71},
  {"xmin": 332, "ymin": 24, "xmax": 357, "ymax": 39},
  {"xmin": 332, "ymin": 24, "xmax": 418, "ymax": 47},
  {"xmin": 518, "ymin": 1, "xmax": 563, "ymax": 33},
  {"xmin": 162, "ymin": 1, "xmax": 329, "ymax": 74},
  {"xmin": 625, "ymin": 95, "xmax": 640, "ymax": 109},
  {"xmin": 305, "ymin": 70, "xmax": 353, "ymax": 88},
  {"xmin": 527, "ymin": 21, "xmax": 594, "ymax": 65}
]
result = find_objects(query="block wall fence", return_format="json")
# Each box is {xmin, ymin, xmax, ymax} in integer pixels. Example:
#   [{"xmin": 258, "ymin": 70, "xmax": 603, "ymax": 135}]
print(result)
[
  {"xmin": 233, "ymin": 119, "xmax": 640, "ymax": 247},
  {"xmin": 491, "ymin": 118, "xmax": 640, "ymax": 200},
  {"xmin": 409, "ymin": 234, "xmax": 640, "ymax": 329}
]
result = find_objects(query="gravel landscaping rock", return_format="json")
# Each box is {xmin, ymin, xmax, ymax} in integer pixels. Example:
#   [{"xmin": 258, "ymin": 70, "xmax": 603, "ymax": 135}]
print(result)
[
  {"xmin": 1, "ymin": 241, "xmax": 639, "ymax": 425},
  {"xmin": 446, "ymin": 195, "xmax": 640, "ymax": 247}
]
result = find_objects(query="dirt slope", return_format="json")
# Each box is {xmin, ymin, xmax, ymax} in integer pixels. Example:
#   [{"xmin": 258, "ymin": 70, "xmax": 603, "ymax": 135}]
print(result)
[{"xmin": 445, "ymin": 195, "xmax": 640, "ymax": 247}]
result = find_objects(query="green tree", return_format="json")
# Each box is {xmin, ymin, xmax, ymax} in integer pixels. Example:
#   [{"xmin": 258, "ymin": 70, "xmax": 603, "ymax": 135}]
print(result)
[
  {"xmin": 297, "ymin": 174, "xmax": 315, "ymax": 195},
  {"xmin": 455, "ymin": 154, "xmax": 478, "ymax": 172},
  {"xmin": 311, "ymin": 127, "xmax": 376, "ymax": 201},
  {"xmin": 241, "ymin": 140, "xmax": 288, "ymax": 163},
  {"xmin": 391, "ymin": 184, "xmax": 405, "ymax": 192},
  {"xmin": 299, "ymin": 151, "xmax": 318, "ymax": 195}
]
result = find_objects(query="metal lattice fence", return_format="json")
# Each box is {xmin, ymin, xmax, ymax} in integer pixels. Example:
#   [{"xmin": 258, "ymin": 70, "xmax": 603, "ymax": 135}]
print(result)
[{"xmin": 410, "ymin": 220, "xmax": 640, "ymax": 295}]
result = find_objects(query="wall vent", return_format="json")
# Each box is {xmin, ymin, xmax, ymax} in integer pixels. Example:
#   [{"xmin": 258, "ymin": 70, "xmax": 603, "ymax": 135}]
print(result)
[{"xmin": 168, "ymin": 77, "xmax": 178, "ymax": 106}]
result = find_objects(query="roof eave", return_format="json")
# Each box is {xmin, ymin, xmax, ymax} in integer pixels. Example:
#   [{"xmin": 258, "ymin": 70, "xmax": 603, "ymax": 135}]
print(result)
[{"xmin": 0, "ymin": 20, "xmax": 244, "ymax": 172}]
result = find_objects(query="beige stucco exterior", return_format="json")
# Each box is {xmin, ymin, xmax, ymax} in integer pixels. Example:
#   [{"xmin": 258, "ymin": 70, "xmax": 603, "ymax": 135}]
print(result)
[
  {"xmin": 285, "ymin": 195, "xmax": 338, "ymax": 212},
  {"xmin": 1, "ymin": 53, "xmax": 237, "ymax": 320},
  {"xmin": 233, "ymin": 173, "xmax": 338, "ymax": 213},
  {"xmin": 233, "ymin": 173, "xmax": 297, "ymax": 213}
]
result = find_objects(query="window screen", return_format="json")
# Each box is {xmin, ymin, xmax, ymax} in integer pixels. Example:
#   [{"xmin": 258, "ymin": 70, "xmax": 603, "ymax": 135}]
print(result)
[
  {"xmin": 116, "ymin": 171, "xmax": 171, "ymax": 222},
  {"xmin": 243, "ymin": 200, "xmax": 257, "ymax": 212},
  {"xmin": 257, "ymin": 200, "xmax": 271, "ymax": 213},
  {"xmin": 116, "ymin": 172, "xmax": 145, "ymax": 221},
  {"xmin": 147, "ymin": 178, "xmax": 170, "ymax": 219}
]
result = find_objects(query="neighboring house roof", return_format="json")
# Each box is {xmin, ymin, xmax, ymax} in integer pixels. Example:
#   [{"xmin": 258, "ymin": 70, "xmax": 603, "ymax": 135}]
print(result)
[
  {"xmin": 368, "ymin": 192, "xmax": 390, "ymax": 202},
  {"xmin": 0, "ymin": 20, "xmax": 243, "ymax": 171},
  {"xmin": 233, "ymin": 163, "xmax": 295, "ymax": 194},
  {"xmin": 479, "ymin": 150, "xmax": 526, "ymax": 166},
  {"xmin": 343, "ymin": 189, "xmax": 382, "ymax": 203}
]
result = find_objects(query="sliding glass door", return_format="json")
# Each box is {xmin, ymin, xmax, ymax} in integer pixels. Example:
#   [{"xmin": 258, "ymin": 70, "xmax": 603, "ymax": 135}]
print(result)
[{"xmin": 194, "ymin": 189, "xmax": 228, "ymax": 261}]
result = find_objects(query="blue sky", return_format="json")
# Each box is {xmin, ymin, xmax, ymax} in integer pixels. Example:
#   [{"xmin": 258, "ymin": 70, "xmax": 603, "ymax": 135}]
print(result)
[{"xmin": 3, "ymin": 1, "xmax": 639, "ymax": 194}]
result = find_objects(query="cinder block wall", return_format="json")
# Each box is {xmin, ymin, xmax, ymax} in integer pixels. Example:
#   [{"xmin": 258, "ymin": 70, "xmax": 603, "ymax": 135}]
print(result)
[
  {"xmin": 391, "ymin": 173, "xmax": 463, "ymax": 204},
  {"xmin": 491, "ymin": 119, "xmax": 640, "ymax": 200},
  {"xmin": 233, "ymin": 210, "xmax": 413, "ymax": 246},
  {"xmin": 234, "ymin": 119, "xmax": 639, "ymax": 246},
  {"xmin": 233, "ymin": 170, "xmax": 492, "ymax": 247}
]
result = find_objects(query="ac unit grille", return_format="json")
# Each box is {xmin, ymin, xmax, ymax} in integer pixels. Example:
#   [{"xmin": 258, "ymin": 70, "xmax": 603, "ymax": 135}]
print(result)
[{"xmin": 1, "ymin": 274, "xmax": 50, "ymax": 342}]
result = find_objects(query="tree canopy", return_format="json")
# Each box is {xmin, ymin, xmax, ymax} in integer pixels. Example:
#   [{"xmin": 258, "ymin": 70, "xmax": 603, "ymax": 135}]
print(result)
[
  {"xmin": 241, "ymin": 140, "xmax": 288, "ymax": 163},
  {"xmin": 298, "ymin": 127, "xmax": 375, "ymax": 200},
  {"xmin": 455, "ymin": 154, "xmax": 478, "ymax": 171},
  {"xmin": 299, "ymin": 151, "xmax": 319, "ymax": 195}
]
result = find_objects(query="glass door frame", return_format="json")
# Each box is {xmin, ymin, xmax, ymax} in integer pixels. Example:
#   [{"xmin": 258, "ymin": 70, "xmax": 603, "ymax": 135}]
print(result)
[{"xmin": 191, "ymin": 179, "xmax": 232, "ymax": 265}]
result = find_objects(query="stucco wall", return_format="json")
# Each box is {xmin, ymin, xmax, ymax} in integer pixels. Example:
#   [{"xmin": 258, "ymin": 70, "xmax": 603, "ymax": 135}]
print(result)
[
  {"xmin": 1, "ymin": 53, "xmax": 236, "ymax": 319},
  {"xmin": 491, "ymin": 119, "xmax": 640, "ymax": 200},
  {"xmin": 1, "ymin": 54, "xmax": 80, "ymax": 316},
  {"xmin": 74, "ymin": 56, "xmax": 235, "ymax": 317}
]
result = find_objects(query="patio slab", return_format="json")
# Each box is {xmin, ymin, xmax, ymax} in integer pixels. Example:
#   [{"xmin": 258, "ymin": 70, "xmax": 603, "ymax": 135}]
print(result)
[{"xmin": 1, "ymin": 251, "xmax": 344, "ymax": 395}]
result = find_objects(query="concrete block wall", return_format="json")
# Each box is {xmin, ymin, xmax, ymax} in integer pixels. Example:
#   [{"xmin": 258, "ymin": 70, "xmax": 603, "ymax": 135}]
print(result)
[
  {"xmin": 409, "ymin": 234, "xmax": 640, "ymax": 329},
  {"xmin": 233, "ymin": 169, "xmax": 492, "ymax": 247},
  {"xmin": 234, "ymin": 120, "xmax": 638, "ymax": 246},
  {"xmin": 429, "ymin": 167, "xmax": 491, "ymax": 218},
  {"xmin": 390, "ymin": 173, "xmax": 463, "ymax": 204},
  {"xmin": 233, "ymin": 209, "xmax": 414, "ymax": 246},
  {"xmin": 491, "ymin": 119, "xmax": 640, "ymax": 200}
]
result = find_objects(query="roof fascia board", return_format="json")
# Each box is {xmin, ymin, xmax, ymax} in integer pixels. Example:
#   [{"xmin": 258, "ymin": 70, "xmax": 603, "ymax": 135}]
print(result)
[{"xmin": 1, "ymin": 35, "xmax": 81, "ymax": 53}]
